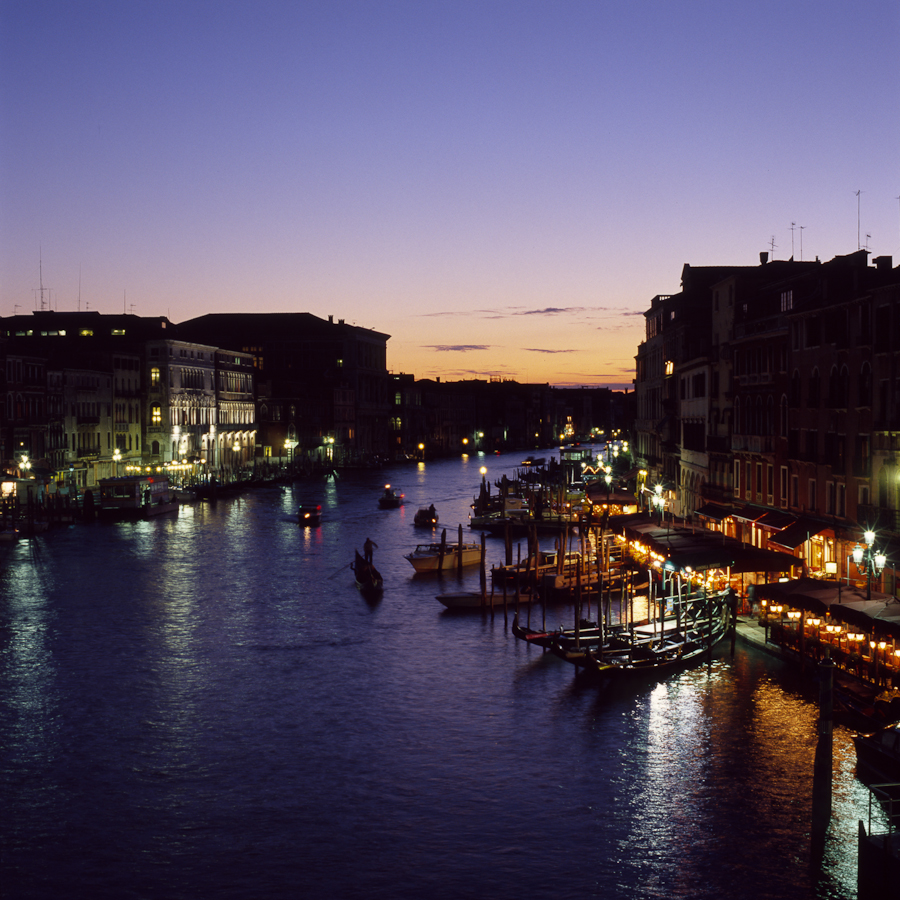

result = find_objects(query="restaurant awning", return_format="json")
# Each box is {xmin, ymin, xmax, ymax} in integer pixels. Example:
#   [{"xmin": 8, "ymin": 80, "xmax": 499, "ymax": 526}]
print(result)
[
  {"xmin": 767, "ymin": 517, "xmax": 831, "ymax": 550},
  {"xmin": 731, "ymin": 504, "xmax": 767, "ymax": 522},
  {"xmin": 728, "ymin": 545, "xmax": 800, "ymax": 574},
  {"xmin": 695, "ymin": 503, "xmax": 731, "ymax": 522},
  {"xmin": 755, "ymin": 510, "xmax": 797, "ymax": 531}
]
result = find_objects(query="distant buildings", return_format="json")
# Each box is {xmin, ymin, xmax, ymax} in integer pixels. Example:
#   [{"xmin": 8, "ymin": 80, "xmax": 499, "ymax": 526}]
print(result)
[{"xmin": 2, "ymin": 309, "xmax": 628, "ymax": 495}]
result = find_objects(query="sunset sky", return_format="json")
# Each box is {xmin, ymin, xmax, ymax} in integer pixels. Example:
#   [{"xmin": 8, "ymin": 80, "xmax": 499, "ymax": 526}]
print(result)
[{"xmin": 2, "ymin": 1, "xmax": 897, "ymax": 389}]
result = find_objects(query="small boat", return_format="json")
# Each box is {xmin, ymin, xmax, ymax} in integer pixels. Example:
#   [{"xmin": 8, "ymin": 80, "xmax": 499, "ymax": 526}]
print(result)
[
  {"xmin": 436, "ymin": 591, "xmax": 486, "ymax": 609},
  {"xmin": 414, "ymin": 506, "xmax": 439, "ymax": 528},
  {"xmin": 853, "ymin": 720, "xmax": 900, "ymax": 782},
  {"xmin": 298, "ymin": 504, "xmax": 322, "ymax": 526},
  {"xmin": 378, "ymin": 484, "xmax": 404, "ymax": 509},
  {"xmin": 97, "ymin": 475, "xmax": 179, "ymax": 520},
  {"xmin": 404, "ymin": 540, "xmax": 482, "ymax": 573},
  {"xmin": 437, "ymin": 590, "xmax": 527, "ymax": 609},
  {"xmin": 352, "ymin": 550, "xmax": 383, "ymax": 594}
]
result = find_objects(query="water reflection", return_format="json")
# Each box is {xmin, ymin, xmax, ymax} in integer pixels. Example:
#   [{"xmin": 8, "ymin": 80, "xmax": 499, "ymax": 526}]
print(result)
[{"xmin": 0, "ymin": 451, "xmax": 882, "ymax": 900}]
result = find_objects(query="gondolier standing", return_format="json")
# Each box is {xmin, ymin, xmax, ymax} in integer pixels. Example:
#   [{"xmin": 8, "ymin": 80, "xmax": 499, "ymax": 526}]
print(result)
[{"xmin": 363, "ymin": 537, "xmax": 377, "ymax": 564}]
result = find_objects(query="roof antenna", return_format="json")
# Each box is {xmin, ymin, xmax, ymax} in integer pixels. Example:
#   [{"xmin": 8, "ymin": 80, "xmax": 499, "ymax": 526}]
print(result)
[
  {"xmin": 799, "ymin": 225, "xmax": 806, "ymax": 261},
  {"xmin": 769, "ymin": 235, "xmax": 777, "ymax": 260},
  {"xmin": 856, "ymin": 189, "xmax": 864, "ymax": 249},
  {"xmin": 35, "ymin": 247, "xmax": 51, "ymax": 311}
]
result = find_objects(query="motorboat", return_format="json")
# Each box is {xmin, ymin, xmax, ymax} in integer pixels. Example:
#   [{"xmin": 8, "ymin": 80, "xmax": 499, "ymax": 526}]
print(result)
[
  {"xmin": 853, "ymin": 720, "xmax": 900, "ymax": 782},
  {"xmin": 404, "ymin": 541, "xmax": 482, "ymax": 573},
  {"xmin": 378, "ymin": 484, "xmax": 404, "ymax": 509},
  {"xmin": 414, "ymin": 506, "xmax": 439, "ymax": 528},
  {"xmin": 298, "ymin": 504, "xmax": 322, "ymax": 526},
  {"xmin": 97, "ymin": 475, "xmax": 179, "ymax": 520}
]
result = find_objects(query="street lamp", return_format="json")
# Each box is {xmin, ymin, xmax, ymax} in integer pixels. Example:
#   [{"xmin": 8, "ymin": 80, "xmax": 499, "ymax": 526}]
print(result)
[
  {"xmin": 772, "ymin": 604, "xmax": 784, "ymax": 646},
  {"xmin": 852, "ymin": 529, "xmax": 887, "ymax": 602},
  {"xmin": 113, "ymin": 448, "xmax": 122, "ymax": 476},
  {"xmin": 787, "ymin": 609, "xmax": 801, "ymax": 646},
  {"xmin": 652, "ymin": 484, "xmax": 664, "ymax": 525},
  {"xmin": 604, "ymin": 471, "xmax": 612, "ymax": 505}
]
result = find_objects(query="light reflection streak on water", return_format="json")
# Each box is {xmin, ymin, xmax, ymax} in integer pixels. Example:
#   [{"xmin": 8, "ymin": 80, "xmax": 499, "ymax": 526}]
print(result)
[{"xmin": 2, "ymin": 549, "xmax": 59, "ymax": 768}]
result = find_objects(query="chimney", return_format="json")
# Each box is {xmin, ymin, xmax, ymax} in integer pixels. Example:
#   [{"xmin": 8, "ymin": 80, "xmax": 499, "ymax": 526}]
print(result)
[
  {"xmin": 874, "ymin": 255, "xmax": 893, "ymax": 271},
  {"xmin": 759, "ymin": 252, "xmax": 768, "ymax": 265},
  {"xmin": 328, "ymin": 315, "xmax": 333, "ymax": 323}
]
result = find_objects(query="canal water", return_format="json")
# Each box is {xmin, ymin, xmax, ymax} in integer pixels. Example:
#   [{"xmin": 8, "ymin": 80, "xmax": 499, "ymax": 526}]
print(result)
[{"xmin": 0, "ymin": 449, "xmax": 883, "ymax": 899}]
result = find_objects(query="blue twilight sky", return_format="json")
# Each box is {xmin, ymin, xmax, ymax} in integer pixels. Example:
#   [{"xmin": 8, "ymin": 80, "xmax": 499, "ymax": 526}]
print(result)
[{"xmin": 1, "ymin": 1, "xmax": 898, "ymax": 388}]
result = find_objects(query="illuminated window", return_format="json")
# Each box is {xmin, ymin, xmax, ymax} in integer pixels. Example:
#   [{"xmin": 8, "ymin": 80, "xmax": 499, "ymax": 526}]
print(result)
[
  {"xmin": 151, "ymin": 404, "xmax": 162, "ymax": 425},
  {"xmin": 79, "ymin": 329, "xmax": 94, "ymax": 337},
  {"xmin": 664, "ymin": 360, "xmax": 674, "ymax": 375},
  {"xmin": 150, "ymin": 367, "xmax": 160, "ymax": 386}
]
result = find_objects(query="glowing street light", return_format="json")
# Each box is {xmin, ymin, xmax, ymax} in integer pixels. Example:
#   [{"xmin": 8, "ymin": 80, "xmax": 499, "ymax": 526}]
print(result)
[
  {"xmin": 652, "ymin": 484, "xmax": 664, "ymax": 525},
  {"xmin": 852, "ymin": 529, "xmax": 887, "ymax": 602}
]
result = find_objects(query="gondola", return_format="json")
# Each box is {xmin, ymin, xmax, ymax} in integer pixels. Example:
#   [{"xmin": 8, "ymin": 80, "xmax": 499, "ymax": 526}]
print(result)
[
  {"xmin": 353, "ymin": 550, "xmax": 383, "ymax": 595},
  {"xmin": 512, "ymin": 586, "xmax": 729, "ymax": 682}
]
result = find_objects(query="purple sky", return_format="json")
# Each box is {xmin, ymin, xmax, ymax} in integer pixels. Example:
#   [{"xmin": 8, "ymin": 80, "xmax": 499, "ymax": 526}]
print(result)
[{"xmin": 2, "ymin": 1, "xmax": 898, "ymax": 388}]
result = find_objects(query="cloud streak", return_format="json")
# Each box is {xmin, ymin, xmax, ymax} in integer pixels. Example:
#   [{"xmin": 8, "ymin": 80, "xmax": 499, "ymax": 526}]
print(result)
[{"xmin": 423, "ymin": 344, "xmax": 491, "ymax": 353}]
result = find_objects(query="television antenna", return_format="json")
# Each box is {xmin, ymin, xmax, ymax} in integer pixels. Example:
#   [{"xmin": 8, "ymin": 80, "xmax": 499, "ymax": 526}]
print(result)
[
  {"xmin": 799, "ymin": 225, "xmax": 806, "ymax": 261},
  {"xmin": 856, "ymin": 189, "xmax": 864, "ymax": 249},
  {"xmin": 34, "ymin": 249, "xmax": 51, "ymax": 310}
]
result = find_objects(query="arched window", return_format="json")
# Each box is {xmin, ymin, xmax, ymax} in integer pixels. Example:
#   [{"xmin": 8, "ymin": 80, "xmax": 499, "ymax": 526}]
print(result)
[
  {"xmin": 859, "ymin": 362, "xmax": 872, "ymax": 407},
  {"xmin": 150, "ymin": 366, "xmax": 160, "ymax": 386},
  {"xmin": 780, "ymin": 395, "xmax": 789, "ymax": 437},
  {"xmin": 766, "ymin": 396, "xmax": 774, "ymax": 436},
  {"xmin": 808, "ymin": 368, "xmax": 820, "ymax": 407},
  {"xmin": 733, "ymin": 397, "xmax": 742, "ymax": 434},
  {"xmin": 839, "ymin": 365, "xmax": 850, "ymax": 408},
  {"xmin": 790, "ymin": 371, "xmax": 801, "ymax": 407},
  {"xmin": 151, "ymin": 404, "xmax": 162, "ymax": 425},
  {"xmin": 829, "ymin": 366, "xmax": 840, "ymax": 407}
]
